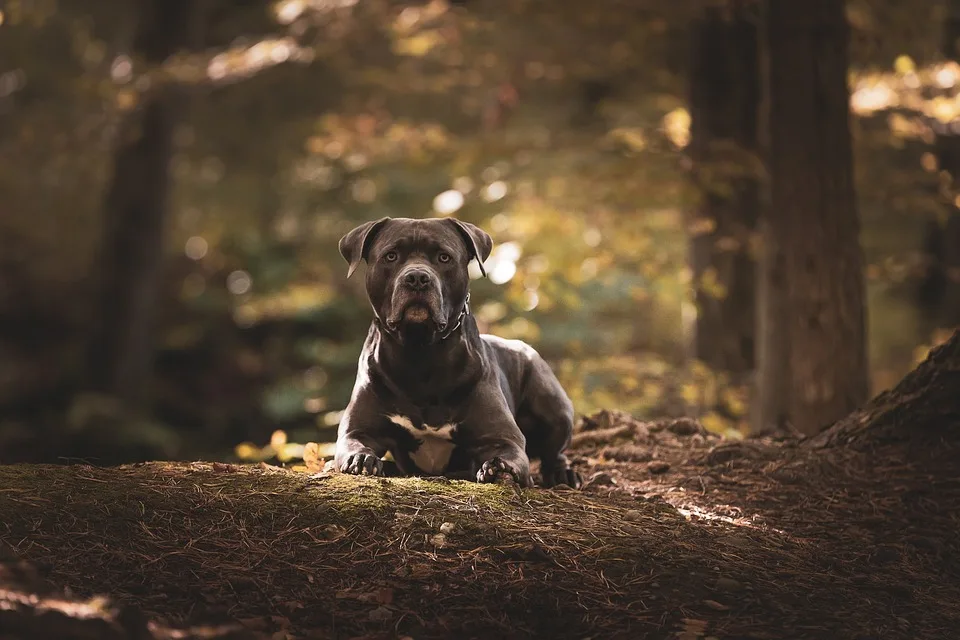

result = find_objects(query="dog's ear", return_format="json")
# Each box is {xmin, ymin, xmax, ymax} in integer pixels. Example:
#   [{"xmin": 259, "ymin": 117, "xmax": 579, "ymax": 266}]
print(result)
[
  {"xmin": 447, "ymin": 219, "xmax": 493, "ymax": 277},
  {"xmin": 339, "ymin": 217, "xmax": 391, "ymax": 278}
]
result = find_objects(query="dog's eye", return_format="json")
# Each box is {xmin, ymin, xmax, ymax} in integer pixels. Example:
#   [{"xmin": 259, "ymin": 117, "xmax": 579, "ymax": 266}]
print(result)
[
  {"xmin": 437, "ymin": 252, "xmax": 451, "ymax": 264},
  {"xmin": 384, "ymin": 251, "xmax": 399, "ymax": 263}
]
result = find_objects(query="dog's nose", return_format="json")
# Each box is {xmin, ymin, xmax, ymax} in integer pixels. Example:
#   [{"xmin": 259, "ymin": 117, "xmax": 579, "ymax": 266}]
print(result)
[{"xmin": 403, "ymin": 269, "xmax": 433, "ymax": 291}]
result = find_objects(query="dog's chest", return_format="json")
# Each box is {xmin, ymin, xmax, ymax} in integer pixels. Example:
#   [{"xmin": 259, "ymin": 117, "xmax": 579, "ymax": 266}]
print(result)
[{"xmin": 387, "ymin": 414, "xmax": 459, "ymax": 475}]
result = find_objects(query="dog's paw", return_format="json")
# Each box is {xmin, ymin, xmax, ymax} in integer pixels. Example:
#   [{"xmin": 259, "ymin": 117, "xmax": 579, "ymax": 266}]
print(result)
[
  {"xmin": 477, "ymin": 457, "xmax": 528, "ymax": 487},
  {"xmin": 541, "ymin": 464, "xmax": 583, "ymax": 490},
  {"xmin": 340, "ymin": 452, "xmax": 384, "ymax": 477}
]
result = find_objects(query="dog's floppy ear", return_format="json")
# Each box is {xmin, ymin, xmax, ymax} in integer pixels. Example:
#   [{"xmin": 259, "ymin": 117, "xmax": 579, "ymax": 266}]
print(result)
[
  {"xmin": 339, "ymin": 217, "xmax": 391, "ymax": 278},
  {"xmin": 447, "ymin": 218, "xmax": 493, "ymax": 277}
]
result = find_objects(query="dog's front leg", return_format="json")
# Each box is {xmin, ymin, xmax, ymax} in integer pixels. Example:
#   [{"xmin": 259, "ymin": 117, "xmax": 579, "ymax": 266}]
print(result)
[{"xmin": 334, "ymin": 404, "xmax": 390, "ymax": 477}]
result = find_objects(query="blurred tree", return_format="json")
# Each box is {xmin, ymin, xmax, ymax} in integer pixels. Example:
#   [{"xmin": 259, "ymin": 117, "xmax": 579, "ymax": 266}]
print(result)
[
  {"xmin": 86, "ymin": 0, "xmax": 205, "ymax": 406},
  {"xmin": 757, "ymin": 0, "xmax": 869, "ymax": 435},
  {"xmin": 919, "ymin": 0, "xmax": 960, "ymax": 329},
  {"xmin": 687, "ymin": 1, "xmax": 760, "ymax": 380}
]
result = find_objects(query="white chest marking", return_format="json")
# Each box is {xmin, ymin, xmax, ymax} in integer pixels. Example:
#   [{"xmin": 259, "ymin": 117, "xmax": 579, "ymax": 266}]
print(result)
[{"xmin": 387, "ymin": 414, "xmax": 458, "ymax": 475}]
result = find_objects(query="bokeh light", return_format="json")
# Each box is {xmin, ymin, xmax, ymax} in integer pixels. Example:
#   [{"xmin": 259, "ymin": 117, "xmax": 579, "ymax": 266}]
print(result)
[{"xmin": 433, "ymin": 189, "xmax": 464, "ymax": 215}]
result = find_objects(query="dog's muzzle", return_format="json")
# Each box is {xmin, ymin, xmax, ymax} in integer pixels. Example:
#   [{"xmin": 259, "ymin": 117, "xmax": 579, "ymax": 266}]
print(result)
[{"xmin": 385, "ymin": 265, "xmax": 444, "ymax": 330}]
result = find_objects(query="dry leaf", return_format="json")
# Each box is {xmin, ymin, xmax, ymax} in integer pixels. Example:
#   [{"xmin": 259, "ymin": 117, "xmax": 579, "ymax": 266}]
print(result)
[
  {"xmin": 303, "ymin": 442, "xmax": 323, "ymax": 472},
  {"xmin": 702, "ymin": 599, "xmax": 730, "ymax": 611}
]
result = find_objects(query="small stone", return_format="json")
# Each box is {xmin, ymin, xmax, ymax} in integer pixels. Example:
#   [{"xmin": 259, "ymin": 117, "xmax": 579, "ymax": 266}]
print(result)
[
  {"xmin": 648, "ymin": 461, "xmax": 671, "ymax": 474},
  {"xmin": 714, "ymin": 577, "xmax": 743, "ymax": 592},
  {"xmin": 368, "ymin": 606, "xmax": 392, "ymax": 622},
  {"xmin": 702, "ymin": 599, "xmax": 729, "ymax": 611},
  {"xmin": 429, "ymin": 533, "xmax": 446, "ymax": 547},
  {"xmin": 623, "ymin": 509, "xmax": 644, "ymax": 522},
  {"xmin": 439, "ymin": 522, "xmax": 456, "ymax": 534}
]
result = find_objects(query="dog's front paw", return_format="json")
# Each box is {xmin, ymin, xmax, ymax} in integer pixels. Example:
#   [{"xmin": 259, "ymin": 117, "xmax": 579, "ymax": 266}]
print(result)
[
  {"xmin": 477, "ymin": 457, "xmax": 528, "ymax": 487},
  {"xmin": 339, "ymin": 452, "xmax": 384, "ymax": 477},
  {"xmin": 542, "ymin": 464, "xmax": 583, "ymax": 490}
]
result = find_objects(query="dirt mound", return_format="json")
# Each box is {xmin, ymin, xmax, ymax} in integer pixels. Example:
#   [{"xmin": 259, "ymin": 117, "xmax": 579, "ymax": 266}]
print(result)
[
  {"xmin": 1, "ymin": 451, "xmax": 958, "ymax": 640},
  {"xmin": 2, "ymin": 334, "xmax": 959, "ymax": 639}
]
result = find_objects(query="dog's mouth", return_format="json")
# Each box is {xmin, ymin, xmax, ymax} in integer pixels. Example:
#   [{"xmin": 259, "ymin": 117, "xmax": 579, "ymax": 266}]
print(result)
[
  {"xmin": 385, "ymin": 295, "xmax": 447, "ymax": 335},
  {"xmin": 402, "ymin": 305, "xmax": 431, "ymax": 323}
]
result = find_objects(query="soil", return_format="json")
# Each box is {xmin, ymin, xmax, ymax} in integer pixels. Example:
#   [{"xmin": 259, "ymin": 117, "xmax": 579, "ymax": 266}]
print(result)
[{"xmin": 1, "ymin": 332, "xmax": 959, "ymax": 640}]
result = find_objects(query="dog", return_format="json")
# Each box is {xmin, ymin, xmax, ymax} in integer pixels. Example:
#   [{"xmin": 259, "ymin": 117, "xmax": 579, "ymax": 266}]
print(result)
[{"xmin": 333, "ymin": 216, "xmax": 581, "ymax": 489}]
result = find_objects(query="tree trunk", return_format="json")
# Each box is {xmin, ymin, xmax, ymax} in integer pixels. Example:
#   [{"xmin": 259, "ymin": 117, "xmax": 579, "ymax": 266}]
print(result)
[
  {"xmin": 687, "ymin": 3, "xmax": 761, "ymax": 380},
  {"xmin": 760, "ymin": 0, "xmax": 870, "ymax": 435},
  {"xmin": 918, "ymin": 0, "xmax": 960, "ymax": 330},
  {"xmin": 86, "ymin": 0, "xmax": 199, "ymax": 406}
]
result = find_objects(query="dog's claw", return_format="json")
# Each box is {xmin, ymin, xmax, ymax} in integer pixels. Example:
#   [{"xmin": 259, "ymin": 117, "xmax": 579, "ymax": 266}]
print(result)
[
  {"xmin": 477, "ymin": 457, "xmax": 527, "ymax": 486},
  {"xmin": 341, "ymin": 452, "xmax": 383, "ymax": 477}
]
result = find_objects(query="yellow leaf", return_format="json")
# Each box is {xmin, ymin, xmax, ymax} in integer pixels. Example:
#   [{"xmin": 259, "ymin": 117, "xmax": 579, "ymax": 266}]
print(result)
[
  {"xmin": 608, "ymin": 127, "xmax": 647, "ymax": 152},
  {"xmin": 893, "ymin": 55, "xmax": 915, "ymax": 74},
  {"xmin": 302, "ymin": 442, "xmax": 336, "ymax": 471},
  {"xmin": 720, "ymin": 386, "xmax": 748, "ymax": 418},
  {"xmin": 699, "ymin": 267, "xmax": 728, "ymax": 300},
  {"xmin": 393, "ymin": 31, "xmax": 443, "ymax": 57},
  {"xmin": 700, "ymin": 412, "xmax": 729, "ymax": 435},
  {"xmin": 662, "ymin": 107, "xmax": 691, "ymax": 148},
  {"xmin": 235, "ymin": 442, "xmax": 260, "ymax": 460},
  {"xmin": 270, "ymin": 429, "xmax": 288, "ymax": 449}
]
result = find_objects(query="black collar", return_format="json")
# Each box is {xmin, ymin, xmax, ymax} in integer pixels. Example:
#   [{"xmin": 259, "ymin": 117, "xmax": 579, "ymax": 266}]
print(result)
[{"xmin": 438, "ymin": 292, "xmax": 470, "ymax": 341}]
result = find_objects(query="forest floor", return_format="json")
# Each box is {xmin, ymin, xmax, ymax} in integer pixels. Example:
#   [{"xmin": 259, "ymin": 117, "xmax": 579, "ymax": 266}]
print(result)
[{"xmin": 2, "ymin": 395, "xmax": 959, "ymax": 640}]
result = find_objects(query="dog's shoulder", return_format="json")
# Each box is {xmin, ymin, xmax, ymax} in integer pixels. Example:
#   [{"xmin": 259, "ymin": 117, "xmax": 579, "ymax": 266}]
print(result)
[{"xmin": 479, "ymin": 333, "xmax": 542, "ymax": 372}]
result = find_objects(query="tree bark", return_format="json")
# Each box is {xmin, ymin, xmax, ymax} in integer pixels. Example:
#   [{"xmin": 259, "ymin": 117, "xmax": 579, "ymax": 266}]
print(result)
[
  {"xmin": 918, "ymin": 0, "xmax": 960, "ymax": 330},
  {"xmin": 687, "ymin": 3, "xmax": 761, "ymax": 379},
  {"xmin": 761, "ymin": 0, "xmax": 870, "ymax": 435},
  {"xmin": 86, "ymin": 0, "xmax": 199, "ymax": 406}
]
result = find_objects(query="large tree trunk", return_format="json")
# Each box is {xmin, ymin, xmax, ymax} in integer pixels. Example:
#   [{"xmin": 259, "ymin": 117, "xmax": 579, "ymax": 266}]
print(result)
[
  {"xmin": 918, "ymin": 0, "xmax": 960, "ymax": 330},
  {"xmin": 759, "ymin": 0, "xmax": 870, "ymax": 435},
  {"xmin": 86, "ymin": 0, "xmax": 199, "ymax": 406},
  {"xmin": 687, "ymin": 3, "xmax": 761, "ymax": 381}
]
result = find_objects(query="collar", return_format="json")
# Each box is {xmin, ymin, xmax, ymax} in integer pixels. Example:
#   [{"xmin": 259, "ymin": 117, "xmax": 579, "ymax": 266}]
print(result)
[{"xmin": 438, "ymin": 292, "xmax": 470, "ymax": 341}]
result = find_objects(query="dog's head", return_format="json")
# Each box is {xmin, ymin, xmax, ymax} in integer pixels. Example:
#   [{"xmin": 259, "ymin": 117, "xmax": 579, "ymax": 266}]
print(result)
[{"xmin": 338, "ymin": 217, "xmax": 493, "ymax": 345}]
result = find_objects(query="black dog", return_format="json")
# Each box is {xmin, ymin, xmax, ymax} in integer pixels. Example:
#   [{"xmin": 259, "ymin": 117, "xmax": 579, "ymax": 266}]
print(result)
[{"xmin": 333, "ymin": 216, "xmax": 581, "ymax": 488}]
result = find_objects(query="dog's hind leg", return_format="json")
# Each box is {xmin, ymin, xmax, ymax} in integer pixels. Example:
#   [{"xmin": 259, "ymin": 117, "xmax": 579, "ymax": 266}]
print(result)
[{"xmin": 517, "ymin": 359, "xmax": 582, "ymax": 489}]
